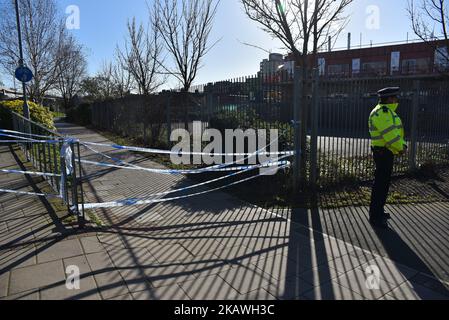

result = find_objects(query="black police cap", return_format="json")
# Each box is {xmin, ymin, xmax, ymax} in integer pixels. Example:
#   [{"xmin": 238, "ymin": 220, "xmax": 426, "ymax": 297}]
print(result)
[{"xmin": 377, "ymin": 87, "xmax": 400, "ymax": 98}]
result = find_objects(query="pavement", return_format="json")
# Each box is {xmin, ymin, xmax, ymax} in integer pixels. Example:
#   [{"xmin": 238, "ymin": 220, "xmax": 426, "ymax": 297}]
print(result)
[{"xmin": 0, "ymin": 121, "xmax": 448, "ymax": 300}]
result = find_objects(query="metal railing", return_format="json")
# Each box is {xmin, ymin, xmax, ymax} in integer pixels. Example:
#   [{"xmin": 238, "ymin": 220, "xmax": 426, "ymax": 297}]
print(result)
[
  {"xmin": 3, "ymin": 109, "xmax": 86, "ymax": 227},
  {"xmin": 85, "ymin": 71, "xmax": 449, "ymax": 189}
]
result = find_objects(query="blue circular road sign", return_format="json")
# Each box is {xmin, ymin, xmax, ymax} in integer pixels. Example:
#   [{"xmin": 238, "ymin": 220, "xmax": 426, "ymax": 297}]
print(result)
[{"xmin": 15, "ymin": 66, "xmax": 33, "ymax": 83}]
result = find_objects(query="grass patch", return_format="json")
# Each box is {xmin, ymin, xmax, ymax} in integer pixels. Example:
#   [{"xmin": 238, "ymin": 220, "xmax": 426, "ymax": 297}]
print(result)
[
  {"xmin": 52, "ymin": 111, "xmax": 66, "ymax": 118},
  {"xmin": 86, "ymin": 210, "xmax": 104, "ymax": 227}
]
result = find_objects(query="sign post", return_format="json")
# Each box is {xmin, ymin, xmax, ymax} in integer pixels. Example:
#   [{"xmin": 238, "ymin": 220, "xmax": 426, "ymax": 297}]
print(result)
[{"xmin": 14, "ymin": 0, "xmax": 31, "ymax": 120}]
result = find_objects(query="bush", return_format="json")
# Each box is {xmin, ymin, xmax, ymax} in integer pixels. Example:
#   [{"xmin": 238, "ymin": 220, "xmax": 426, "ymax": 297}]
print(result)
[{"xmin": 0, "ymin": 100, "xmax": 55, "ymax": 130}]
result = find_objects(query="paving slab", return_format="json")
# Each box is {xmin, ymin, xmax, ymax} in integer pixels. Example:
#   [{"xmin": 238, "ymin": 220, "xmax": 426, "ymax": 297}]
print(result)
[
  {"xmin": 106, "ymin": 293, "xmax": 133, "ymax": 300},
  {"xmin": 298, "ymin": 265, "xmax": 344, "ymax": 287},
  {"xmin": 236, "ymin": 288, "xmax": 277, "ymax": 300},
  {"xmin": 147, "ymin": 243, "xmax": 193, "ymax": 264},
  {"xmin": 144, "ymin": 263, "xmax": 195, "ymax": 288},
  {"xmin": 85, "ymin": 251, "xmax": 131, "ymax": 299},
  {"xmin": 408, "ymin": 273, "xmax": 449, "ymax": 296},
  {"xmin": 0, "ymin": 245, "xmax": 37, "ymax": 271},
  {"xmin": 132, "ymin": 285, "xmax": 191, "ymax": 300},
  {"xmin": 180, "ymin": 253, "xmax": 234, "ymax": 278},
  {"xmin": 250, "ymin": 253, "xmax": 303, "ymax": 280},
  {"xmin": 9, "ymin": 260, "xmax": 65, "ymax": 295},
  {"xmin": 217, "ymin": 266, "xmax": 274, "ymax": 295},
  {"xmin": 97, "ymin": 234, "xmax": 126, "ymax": 249},
  {"xmin": 357, "ymin": 256, "xmax": 419, "ymax": 287},
  {"xmin": 327, "ymin": 253, "xmax": 375, "ymax": 274},
  {"xmin": 179, "ymin": 274, "xmax": 240, "ymax": 300},
  {"xmin": 40, "ymin": 275, "xmax": 100, "ymax": 300},
  {"xmin": 0, "ymin": 271, "xmax": 9, "ymax": 298},
  {"xmin": 117, "ymin": 268, "xmax": 152, "ymax": 293},
  {"xmin": 386, "ymin": 280, "xmax": 449, "ymax": 300},
  {"xmin": 181, "ymin": 238, "xmax": 229, "ymax": 257},
  {"xmin": 80, "ymin": 236, "xmax": 105, "ymax": 254},
  {"xmin": 37, "ymin": 239, "xmax": 84, "ymax": 263},
  {"xmin": 0, "ymin": 289, "xmax": 40, "ymax": 300},
  {"xmin": 302, "ymin": 281, "xmax": 365, "ymax": 300},
  {"xmin": 262, "ymin": 276, "xmax": 314, "ymax": 300},
  {"xmin": 334, "ymin": 268, "xmax": 400, "ymax": 300}
]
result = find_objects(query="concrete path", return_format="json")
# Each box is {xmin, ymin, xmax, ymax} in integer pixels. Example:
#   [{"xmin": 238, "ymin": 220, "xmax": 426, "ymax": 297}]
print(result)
[{"xmin": 0, "ymin": 122, "xmax": 448, "ymax": 300}]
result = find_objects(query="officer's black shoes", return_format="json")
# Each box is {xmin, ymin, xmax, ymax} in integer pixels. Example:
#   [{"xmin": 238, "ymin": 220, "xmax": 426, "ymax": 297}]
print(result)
[{"xmin": 369, "ymin": 217, "xmax": 389, "ymax": 229}]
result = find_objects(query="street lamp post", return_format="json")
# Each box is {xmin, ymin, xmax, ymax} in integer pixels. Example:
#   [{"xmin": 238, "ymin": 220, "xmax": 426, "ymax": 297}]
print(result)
[{"xmin": 14, "ymin": 0, "xmax": 30, "ymax": 120}]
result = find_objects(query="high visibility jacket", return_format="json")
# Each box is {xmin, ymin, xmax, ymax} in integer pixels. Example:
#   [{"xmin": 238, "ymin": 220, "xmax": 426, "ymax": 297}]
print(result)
[{"xmin": 368, "ymin": 104, "xmax": 405, "ymax": 155}]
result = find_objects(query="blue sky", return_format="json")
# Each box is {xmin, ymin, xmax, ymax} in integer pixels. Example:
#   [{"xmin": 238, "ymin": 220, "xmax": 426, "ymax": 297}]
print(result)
[{"xmin": 3, "ymin": 0, "xmax": 419, "ymax": 88}]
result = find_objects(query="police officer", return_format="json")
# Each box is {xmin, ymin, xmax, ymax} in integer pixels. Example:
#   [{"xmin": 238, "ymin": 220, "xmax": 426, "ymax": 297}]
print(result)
[{"xmin": 368, "ymin": 87, "xmax": 407, "ymax": 229}]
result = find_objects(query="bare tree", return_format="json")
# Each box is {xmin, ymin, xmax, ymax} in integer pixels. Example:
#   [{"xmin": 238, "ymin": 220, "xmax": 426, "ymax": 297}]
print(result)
[
  {"xmin": 0, "ymin": 0, "xmax": 66, "ymax": 104},
  {"xmin": 152, "ymin": 0, "xmax": 220, "ymax": 91},
  {"xmin": 117, "ymin": 18, "xmax": 165, "ymax": 95},
  {"xmin": 241, "ymin": 0, "xmax": 353, "ymax": 67},
  {"xmin": 56, "ymin": 34, "xmax": 87, "ymax": 109},
  {"xmin": 407, "ymin": 0, "xmax": 449, "ymax": 72},
  {"xmin": 97, "ymin": 62, "xmax": 120, "ymax": 99},
  {"xmin": 111, "ymin": 60, "xmax": 134, "ymax": 97},
  {"xmin": 241, "ymin": 0, "xmax": 353, "ymax": 186}
]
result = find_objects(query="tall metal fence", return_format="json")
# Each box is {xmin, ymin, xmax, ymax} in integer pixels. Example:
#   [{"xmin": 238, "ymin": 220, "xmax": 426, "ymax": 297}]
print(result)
[
  {"xmin": 87, "ymin": 72, "xmax": 449, "ymax": 188},
  {"xmin": 1, "ymin": 109, "xmax": 86, "ymax": 225}
]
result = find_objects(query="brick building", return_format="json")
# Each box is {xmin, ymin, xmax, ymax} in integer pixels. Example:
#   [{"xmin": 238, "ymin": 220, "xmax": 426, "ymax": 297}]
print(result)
[{"xmin": 274, "ymin": 39, "xmax": 449, "ymax": 78}]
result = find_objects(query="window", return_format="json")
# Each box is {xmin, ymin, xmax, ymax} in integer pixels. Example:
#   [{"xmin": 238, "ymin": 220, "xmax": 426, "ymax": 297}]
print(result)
[
  {"xmin": 435, "ymin": 47, "xmax": 449, "ymax": 71},
  {"xmin": 327, "ymin": 64, "xmax": 349, "ymax": 77},
  {"xmin": 362, "ymin": 61, "xmax": 387, "ymax": 75},
  {"xmin": 402, "ymin": 58, "xmax": 431, "ymax": 74}
]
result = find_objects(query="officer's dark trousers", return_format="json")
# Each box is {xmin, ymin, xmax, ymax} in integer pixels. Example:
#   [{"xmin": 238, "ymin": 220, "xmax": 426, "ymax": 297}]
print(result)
[{"xmin": 369, "ymin": 147, "xmax": 394, "ymax": 220}]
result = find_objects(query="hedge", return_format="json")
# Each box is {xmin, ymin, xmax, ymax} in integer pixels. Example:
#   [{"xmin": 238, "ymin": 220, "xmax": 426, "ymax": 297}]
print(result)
[{"xmin": 0, "ymin": 100, "xmax": 55, "ymax": 130}]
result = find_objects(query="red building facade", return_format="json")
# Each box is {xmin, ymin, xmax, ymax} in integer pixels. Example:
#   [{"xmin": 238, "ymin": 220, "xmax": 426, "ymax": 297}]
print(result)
[{"xmin": 282, "ymin": 40, "xmax": 449, "ymax": 78}]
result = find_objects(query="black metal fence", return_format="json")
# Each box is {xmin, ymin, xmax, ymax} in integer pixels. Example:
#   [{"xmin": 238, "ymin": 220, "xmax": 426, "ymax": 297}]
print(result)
[
  {"xmin": 4, "ymin": 109, "xmax": 86, "ymax": 225},
  {"xmin": 86, "ymin": 72, "xmax": 449, "ymax": 188}
]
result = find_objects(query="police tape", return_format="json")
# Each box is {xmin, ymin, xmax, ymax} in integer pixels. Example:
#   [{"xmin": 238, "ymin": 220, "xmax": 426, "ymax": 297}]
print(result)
[
  {"xmin": 0, "ymin": 168, "xmax": 61, "ymax": 177},
  {"xmin": 4, "ymin": 129, "xmax": 294, "ymax": 157},
  {"xmin": 79, "ymin": 163, "xmax": 290, "ymax": 210},
  {"xmin": 81, "ymin": 143, "xmax": 146, "ymax": 170},
  {"xmin": 109, "ymin": 160, "xmax": 290, "ymax": 201},
  {"xmin": 0, "ymin": 132, "xmax": 36, "ymax": 141},
  {"xmin": 80, "ymin": 158, "xmax": 290, "ymax": 174},
  {"xmin": 0, "ymin": 188, "xmax": 62, "ymax": 199},
  {"xmin": 81, "ymin": 138, "xmax": 280, "ymax": 173},
  {"xmin": 82, "ymin": 140, "xmax": 295, "ymax": 157},
  {"xmin": 0, "ymin": 132, "xmax": 78, "ymax": 145},
  {"xmin": 0, "ymin": 139, "xmax": 60, "ymax": 144},
  {"xmin": 80, "ymin": 139, "xmax": 292, "ymax": 175},
  {"xmin": 0, "ymin": 129, "xmax": 62, "ymax": 140}
]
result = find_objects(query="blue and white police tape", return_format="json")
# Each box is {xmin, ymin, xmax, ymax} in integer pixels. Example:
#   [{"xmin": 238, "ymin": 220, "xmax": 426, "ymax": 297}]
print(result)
[
  {"xmin": 82, "ymin": 140, "xmax": 295, "ymax": 157},
  {"xmin": 79, "ymin": 155, "xmax": 291, "ymax": 175},
  {"xmin": 0, "ymin": 168, "xmax": 61, "ymax": 178},
  {"xmin": 0, "ymin": 129, "xmax": 62, "ymax": 140},
  {"xmin": 81, "ymin": 139, "xmax": 291, "ymax": 173},
  {"xmin": 79, "ymin": 163, "xmax": 290, "ymax": 210},
  {"xmin": 0, "ymin": 132, "xmax": 36, "ymax": 141},
  {"xmin": 81, "ymin": 143, "xmax": 145, "ymax": 170},
  {"xmin": 80, "ymin": 133, "xmax": 285, "ymax": 174},
  {"xmin": 87, "ymin": 159, "xmax": 290, "ymax": 205},
  {"xmin": 0, "ymin": 138, "xmax": 60, "ymax": 144},
  {"xmin": 0, "ymin": 188, "xmax": 62, "ymax": 199}
]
